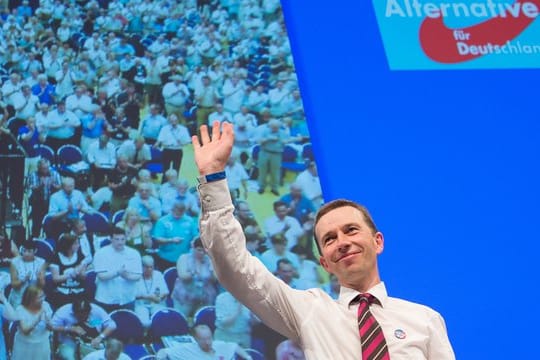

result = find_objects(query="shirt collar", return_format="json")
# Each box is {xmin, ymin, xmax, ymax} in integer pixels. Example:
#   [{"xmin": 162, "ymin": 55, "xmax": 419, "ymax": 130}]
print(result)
[{"xmin": 338, "ymin": 281, "xmax": 389, "ymax": 309}]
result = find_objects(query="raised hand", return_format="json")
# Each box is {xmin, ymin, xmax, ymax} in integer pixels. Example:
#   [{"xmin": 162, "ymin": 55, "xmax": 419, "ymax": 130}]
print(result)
[{"xmin": 192, "ymin": 121, "xmax": 234, "ymax": 175}]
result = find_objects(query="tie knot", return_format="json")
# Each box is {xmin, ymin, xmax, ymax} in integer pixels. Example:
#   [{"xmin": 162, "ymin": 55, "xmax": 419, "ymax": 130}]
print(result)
[{"xmin": 352, "ymin": 293, "xmax": 379, "ymax": 306}]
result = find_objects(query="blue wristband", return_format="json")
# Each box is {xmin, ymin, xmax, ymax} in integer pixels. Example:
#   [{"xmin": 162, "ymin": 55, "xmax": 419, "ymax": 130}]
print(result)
[{"xmin": 197, "ymin": 171, "xmax": 226, "ymax": 184}]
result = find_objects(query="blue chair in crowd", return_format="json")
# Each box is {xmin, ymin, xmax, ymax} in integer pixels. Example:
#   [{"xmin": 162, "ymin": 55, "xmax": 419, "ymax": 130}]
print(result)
[
  {"xmin": 82, "ymin": 212, "xmax": 110, "ymax": 236},
  {"xmin": 163, "ymin": 267, "xmax": 177, "ymax": 307},
  {"xmin": 193, "ymin": 305, "xmax": 216, "ymax": 334},
  {"xmin": 34, "ymin": 238, "xmax": 54, "ymax": 262},
  {"xmin": 148, "ymin": 308, "xmax": 189, "ymax": 353},
  {"xmin": 109, "ymin": 309, "xmax": 150, "ymax": 360},
  {"xmin": 35, "ymin": 145, "xmax": 55, "ymax": 165}
]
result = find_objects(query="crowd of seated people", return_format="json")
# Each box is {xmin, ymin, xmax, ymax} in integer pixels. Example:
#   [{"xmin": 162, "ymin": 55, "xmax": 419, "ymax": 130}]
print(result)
[{"xmin": 0, "ymin": 0, "xmax": 324, "ymax": 358}]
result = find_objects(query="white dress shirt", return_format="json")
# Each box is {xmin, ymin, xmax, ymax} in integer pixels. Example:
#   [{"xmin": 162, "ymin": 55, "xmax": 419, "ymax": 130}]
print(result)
[{"xmin": 198, "ymin": 180, "xmax": 455, "ymax": 360}]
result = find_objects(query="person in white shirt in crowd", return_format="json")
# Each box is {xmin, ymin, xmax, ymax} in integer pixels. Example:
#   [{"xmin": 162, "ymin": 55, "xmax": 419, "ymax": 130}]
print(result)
[
  {"xmin": 215, "ymin": 291, "xmax": 256, "ymax": 349},
  {"xmin": 93, "ymin": 226, "xmax": 142, "ymax": 313},
  {"xmin": 1, "ymin": 73, "xmax": 23, "ymax": 107},
  {"xmin": 148, "ymin": 34, "xmax": 170, "ymax": 55},
  {"xmin": 140, "ymin": 103, "xmax": 167, "ymax": 145},
  {"xmin": 83, "ymin": 32, "xmax": 103, "ymax": 51},
  {"xmin": 264, "ymin": 200, "xmax": 304, "ymax": 250},
  {"xmin": 23, "ymin": 69, "xmax": 42, "ymax": 89},
  {"xmin": 260, "ymin": 234, "xmax": 300, "ymax": 273},
  {"xmin": 198, "ymin": 30, "xmax": 222, "ymax": 67},
  {"xmin": 246, "ymin": 84, "xmax": 268, "ymax": 116},
  {"xmin": 156, "ymin": 324, "xmax": 253, "ymax": 360},
  {"xmin": 65, "ymin": 85, "xmax": 94, "ymax": 121},
  {"xmin": 194, "ymin": 75, "xmax": 219, "ymax": 129},
  {"xmin": 87, "ymin": 134, "xmax": 117, "ymax": 191},
  {"xmin": 162, "ymin": 74, "xmax": 190, "ymax": 122},
  {"xmin": 83, "ymin": 338, "xmax": 130, "ymax": 360},
  {"xmin": 158, "ymin": 168, "xmax": 179, "ymax": 205},
  {"xmin": 127, "ymin": 182, "xmax": 162, "ymax": 224},
  {"xmin": 48, "ymin": 177, "xmax": 94, "ymax": 231},
  {"xmin": 143, "ymin": 53, "xmax": 164, "ymax": 104},
  {"xmin": 268, "ymin": 80, "xmax": 291, "ymax": 118},
  {"xmin": 99, "ymin": 68, "xmax": 121, "ymax": 99},
  {"xmin": 225, "ymin": 148, "xmax": 249, "ymax": 201},
  {"xmin": 208, "ymin": 63, "xmax": 227, "ymax": 88},
  {"xmin": 13, "ymin": 84, "xmax": 39, "ymax": 120},
  {"xmin": 34, "ymin": 102, "xmax": 53, "ymax": 137},
  {"xmin": 134, "ymin": 168, "xmax": 160, "ymax": 198},
  {"xmin": 75, "ymin": 61, "xmax": 98, "ymax": 91},
  {"xmin": 207, "ymin": 102, "xmax": 233, "ymax": 126},
  {"xmin": 155, "ymin": 113, "xmax": 191, "ymax": 176},
  {"xmin": 8, "ymin": 241, "xmax": 47, "ymax": 308},
  {"xmin": 12, "ymin": 285, "xmax": 53, "ymax": 360},
  {"xmin": 117, "ymin": 135, "xmax": 152, "ymax": 170},
  {"xmin": 294, "ymin": 160, "xmax": 323, "ymax": 209},
  {"xmin": 56, "ymin": 21, "xmax": 71, "ymax": 43},
  {"xmin": 221, "ymin": 74, "xmax": 246, "ymax": 114},
  {"xmin": 161, "ymin": 178, "xmax": 199, "ymax": 217},
  {"xmin": 290, "ymin": 245, "xmax": 324, "ymax": 290},
  {"xmin": 55, "ymin": 61, "xmax": 78, "ymax": 99},
  {"xmin": 233, "ymin": 105, "xmax": 257, "ymax": 128},
  {"xmin": 285, "ymin": 89, "xmax": 304, "ymax": 121},
  {"xmin": 185, "ymin": 65, "xmax": 206, "ymax": 92},
  {"xmin": 232, "ymin": 117, "xmax": 256, "ymax": 166},
  {"xmin": 43, "ymin": 44, "xmax": 63, "ymax": 80},
  {"xmin": 87, "ymin": 42, "xmax": 108, "ymax": 74},
  {"xmin": 134, "ymin": 255, "xmax": 169, "ymax": 328},
  {"xmin": 44, "ymin": 100, "xmax": 80, "ymax": 152}
]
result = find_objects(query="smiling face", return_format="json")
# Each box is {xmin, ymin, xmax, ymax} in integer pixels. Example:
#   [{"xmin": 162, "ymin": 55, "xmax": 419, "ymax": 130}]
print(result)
[{"xmin": 315, "ymin": 206, "xmax": 384, "ymax": 292}]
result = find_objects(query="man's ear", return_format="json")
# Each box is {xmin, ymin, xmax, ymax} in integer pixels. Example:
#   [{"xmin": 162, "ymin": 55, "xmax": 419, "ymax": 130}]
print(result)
[{"xmin": 375, "ymin": 232, "xmax": 384, "ymax": 255}]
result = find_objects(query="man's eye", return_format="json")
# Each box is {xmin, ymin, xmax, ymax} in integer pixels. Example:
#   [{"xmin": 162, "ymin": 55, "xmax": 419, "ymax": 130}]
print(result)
[{"xmin": 323, "ymin": 236, "xmax": 335, "ymax": 244}]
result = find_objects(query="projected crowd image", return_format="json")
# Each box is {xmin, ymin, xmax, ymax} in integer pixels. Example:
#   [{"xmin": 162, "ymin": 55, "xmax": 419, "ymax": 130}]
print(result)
[{"xmin": 0, "ymin": 0, "xmax": 327, "ymax": 359}]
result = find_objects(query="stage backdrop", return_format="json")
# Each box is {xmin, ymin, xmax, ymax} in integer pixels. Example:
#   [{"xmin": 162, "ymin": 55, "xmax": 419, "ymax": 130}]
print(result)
[{"xmin": 281, "ymin": 0, "xmax": 540, "ymax": 358}]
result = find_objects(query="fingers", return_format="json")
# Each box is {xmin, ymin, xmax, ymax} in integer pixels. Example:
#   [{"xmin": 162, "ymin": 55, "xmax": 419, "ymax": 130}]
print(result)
[
  {"xmin": 211, "ymin": 121, "xmax": 221, "ymax": 141},
  {"xmin": 191, "ymin": 135, "xmax": 200, "ymax": 148},
  {"xmin": 200, "ymin": 125, "xmax": 210, "ymax": 144},
  {"xmin": 222, "ymin": 121, "xmax": 234, "ymax": 136}
]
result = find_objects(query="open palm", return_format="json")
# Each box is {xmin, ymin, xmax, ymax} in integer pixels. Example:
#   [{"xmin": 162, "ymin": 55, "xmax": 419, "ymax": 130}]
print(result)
[{"xmin": 192, "ymin": 121, "xmax": 235, "ymax": 175}]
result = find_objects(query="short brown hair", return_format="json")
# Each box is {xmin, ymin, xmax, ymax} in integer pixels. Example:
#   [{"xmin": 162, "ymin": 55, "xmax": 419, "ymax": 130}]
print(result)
[{"xmin": 313, "ymin": 199, "xmax": 378, "ymax": 255}]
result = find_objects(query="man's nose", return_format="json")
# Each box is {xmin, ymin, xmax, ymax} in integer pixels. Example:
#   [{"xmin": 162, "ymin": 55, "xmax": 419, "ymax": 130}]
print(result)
[{"xmin": 336, "ymin": 233, "xmax": 351, "ymax": 251}]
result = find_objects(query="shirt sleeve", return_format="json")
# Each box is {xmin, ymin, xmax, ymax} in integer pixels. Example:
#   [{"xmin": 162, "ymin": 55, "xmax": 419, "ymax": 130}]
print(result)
[
  {"xmin": 51, "ymin": 305, "xmax": 69, "ymax": 327},
  {"xmin": 199, "ymin": 180, "xmax": 315, "ymax": 341},
  {"xmin": 427, "ymin": 311, "xmax": 456, "ymax": 359}
]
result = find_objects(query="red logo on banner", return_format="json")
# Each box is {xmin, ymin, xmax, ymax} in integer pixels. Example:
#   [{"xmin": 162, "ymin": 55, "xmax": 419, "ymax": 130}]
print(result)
[{"xmin": 419, "ymin": 0, "xmax": 540, "ymax": 63}]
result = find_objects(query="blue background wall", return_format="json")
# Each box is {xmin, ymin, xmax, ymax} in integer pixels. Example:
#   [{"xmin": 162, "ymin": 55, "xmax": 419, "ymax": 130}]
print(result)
[{"xmin": 281, "ymin": 1, "xmax": 540, "ymax": 358}]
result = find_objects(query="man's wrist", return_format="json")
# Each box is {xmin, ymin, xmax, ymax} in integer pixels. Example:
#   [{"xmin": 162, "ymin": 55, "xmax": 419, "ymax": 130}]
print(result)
[{"xmin": 197, "ymin": 171, "xmax": 226, "ymax": 184}]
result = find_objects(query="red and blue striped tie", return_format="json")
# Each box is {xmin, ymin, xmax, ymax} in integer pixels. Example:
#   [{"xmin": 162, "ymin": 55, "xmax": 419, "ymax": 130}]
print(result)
[{"xmin": 355, "ymin": 293, "xmax": 390, "ymax": 360}]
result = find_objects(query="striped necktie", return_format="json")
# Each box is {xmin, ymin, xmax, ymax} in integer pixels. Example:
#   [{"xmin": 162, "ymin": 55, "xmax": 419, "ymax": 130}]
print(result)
[{"xmin": 354, "ymin": 293, "xmax": 390, "ymax": 360}]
